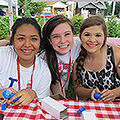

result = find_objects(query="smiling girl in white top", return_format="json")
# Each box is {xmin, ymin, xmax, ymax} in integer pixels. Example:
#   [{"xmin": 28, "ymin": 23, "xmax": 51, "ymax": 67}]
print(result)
[
  {"xmin": 0, "ymin": 17, "xmax": 51, "ymax": 106},
  {"xmin": 39, "ymin": 15, "xmax": 81, "ymax": 97}
]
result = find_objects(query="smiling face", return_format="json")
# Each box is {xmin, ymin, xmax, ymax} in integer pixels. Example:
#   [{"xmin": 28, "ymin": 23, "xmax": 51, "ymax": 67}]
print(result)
[
  {"xmin": 13, "ymin": 24, "xmax": 40, "ymax": 67},
  {"xmin": 49, "ymin": 22, "xmax": 73, "ymax": 55},
  {"xmin": 81, "ymin": 25, "xmax": 105, "ymax": 53}
]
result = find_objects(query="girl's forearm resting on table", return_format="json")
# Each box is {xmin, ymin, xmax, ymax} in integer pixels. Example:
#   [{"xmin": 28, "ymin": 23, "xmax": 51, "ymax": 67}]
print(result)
[
  {"xmin": 112, "ymin": 86, "xmax": 120, "ymax": 98},
  {"xmin": 73, "ymin": 83, "xmax": 93, "ymax": 98}
]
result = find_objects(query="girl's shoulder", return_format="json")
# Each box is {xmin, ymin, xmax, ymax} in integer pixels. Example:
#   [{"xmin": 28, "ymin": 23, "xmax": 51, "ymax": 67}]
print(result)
[
  {"xmin": 0, "ymin": 45, "xmax": 17, "ymax": 60},
  {"xmin": 111, "ymin": 45, "xmax": 120, "ymax": 66},
  {"xmin": 36, "ymin": 53, "xmax": 48, "ymax": 66},
  {"xmin": 0, "ymin": 45, "xmax": 13, "ymax": 50},
  {"xmin": 73, "ymin": 37, "xmax": 81, "ymax": 46},
  {"xmin": 0, "ymin": 45, "xmax": 14, "ymax": 54},
  {"xmin": 0, "ymin": 46, "xmax": 16, "ymax": 68}
]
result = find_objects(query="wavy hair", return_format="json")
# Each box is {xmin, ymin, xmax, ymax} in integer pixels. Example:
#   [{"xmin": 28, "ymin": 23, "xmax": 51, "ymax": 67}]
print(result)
[
  {"xmin": 39, "ymin": 15, "xmax": 74, "ymax": 84},
  {"xmin": 76, "ymin": 16, "xmax": 107, "ymax": 85}
]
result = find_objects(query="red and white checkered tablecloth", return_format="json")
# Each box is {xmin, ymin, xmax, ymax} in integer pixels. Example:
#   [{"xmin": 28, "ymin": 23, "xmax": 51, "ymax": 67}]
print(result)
[
  {"xmin": 0, "ymin": 99, "xmax": 120, "ymax": 120},
  {"xmin": 56, "ymin": 100, "xmax": 120, "ymax": 120}
]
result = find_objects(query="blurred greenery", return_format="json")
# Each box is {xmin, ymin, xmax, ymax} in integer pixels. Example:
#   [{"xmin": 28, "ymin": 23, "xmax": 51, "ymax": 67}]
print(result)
[
  {"xmin": 0, "ymin": 15, "xmax": 18, "ymax": 40},
  {"xmin": 106, "ymin": 15, "xmax": 120, "ymax": 38},
  {"xmin": 65, "ymin": 74, "xmax": 76, "ymax": 100},
  {"xmin": 69, "ymin": 15, "xmax": 84, "ymax": 35},
  {"xmin": 65, "ymin": 74, "xmax": 87, "ymax": 101},
  {"xmin": 0, "ymin": 15, "xmax": 120, "ymax": 40},
  {"xmin": 18, "ymin": 0, "xmax": 46, "ymax": 16},
  {"xmin": 35, "ymin": 15, "xmax": 50, "ymax": 32},
  {"xmin": 24, "ymin": 10, "xmax": 32, "ymax": 17}
]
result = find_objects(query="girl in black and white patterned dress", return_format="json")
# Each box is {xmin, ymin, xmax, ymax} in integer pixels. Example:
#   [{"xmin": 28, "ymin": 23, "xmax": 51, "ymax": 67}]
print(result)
[{"xmin": 72, "ymin": 16, "xmax": 120, "ymax": 102}]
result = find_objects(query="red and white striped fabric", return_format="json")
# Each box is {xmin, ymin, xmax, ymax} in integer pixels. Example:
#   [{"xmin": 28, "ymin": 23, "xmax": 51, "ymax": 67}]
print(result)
[{"xmin": 0, "ymin": 99, "xmax": 120, "ymax": 120}]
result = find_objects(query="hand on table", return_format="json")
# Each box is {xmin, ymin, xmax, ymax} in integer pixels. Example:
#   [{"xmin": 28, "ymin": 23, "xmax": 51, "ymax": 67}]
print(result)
[
  {"xmin": 9, "ymin": 87, "xmax": 17, "ymax": 93},
  {"xmin": 91, "ymin": 88, "xmax": 101, "ymax": 101},
  {"xmin": 1, "ymin": 87, "xmax": 17, "ymax": 99},
  {"xmin": 8, "ymin": 89, "xmax": 37, "ymax": 106},
  {"xmin": 100, "ymin": 89, "xmax": 116, "ymax": 102}
]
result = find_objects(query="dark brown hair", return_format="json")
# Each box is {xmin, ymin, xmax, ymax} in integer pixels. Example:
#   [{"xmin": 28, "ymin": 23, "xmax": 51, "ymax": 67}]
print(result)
[
  {"xmin": 10, "ymin": 17, "xmax": 42, "ymax": 45},
  {"xmin": 39, "ymin": 15, "xmax": 74, "ymax": 84},
  {"xmin": 76, "ymin": 16, "xmax": 107, "ymax": 84}
]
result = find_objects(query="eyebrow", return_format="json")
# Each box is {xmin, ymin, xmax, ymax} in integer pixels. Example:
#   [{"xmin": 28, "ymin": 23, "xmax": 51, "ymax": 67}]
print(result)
[
  {"xmin": 31, "ymin": 35, "xmax": 39, "ymax": 37},
  {"xmin": 17, "ymin": 34, "xmax": 25, "ymax": 36},
  {"xmin": 84, "ymin": 32, "xmax": 102, "ymax": 34},
  {"xmin": 51, "ymin": 30, "xmax": 71, "ymax": 36},
  {"xmin": 94, "ymin": 32, "xmax": 103, "ymax": 35},
  {"xmin": 16, "ymin": 34, "xmax": 38, "ymax": 37}
]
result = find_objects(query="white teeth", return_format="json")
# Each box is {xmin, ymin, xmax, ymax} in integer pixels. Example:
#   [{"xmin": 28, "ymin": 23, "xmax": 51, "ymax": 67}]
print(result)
[
  {"xmin": 22, "ymin": 50, "xmax": 32, "ymax": 53},
  {"xmin": 60, "ymin": 45, "xmax": 68, "ymax": 48},
  {"xmin": 88, "ymin": 44, "xmax": 96, "ymax": 46},
  {"xmin": 90, "ymin": 45, "xmax": 95, "ymax": 46}
]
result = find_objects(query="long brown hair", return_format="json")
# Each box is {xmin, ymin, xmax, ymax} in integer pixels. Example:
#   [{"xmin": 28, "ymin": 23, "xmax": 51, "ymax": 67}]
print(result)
[
  {"xmin": 39, "ymin": 15, "xmax": 74, "ymax": 85},
  {"xmin": 76, "ymin": 16, "xmax": 107, "ymax": 84}
]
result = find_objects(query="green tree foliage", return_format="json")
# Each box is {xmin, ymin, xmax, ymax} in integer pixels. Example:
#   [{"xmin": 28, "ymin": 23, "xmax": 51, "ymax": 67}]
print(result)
[
  {"xmin": 1, "ymin": 15, "xmax": 120, "ymax": 40},
  {"xmin": 107, "ymin": 16, "xmax": 120, "ymax": 38},
  {"xmin": 104, "ymin": 2, "xmax": 111, "ymax": 16},
  {"xmin": 115, "ymin": 2, "xmax": 120, "ymax": 17},
  {"xmin": 69, "ymin": 15, "xmax": 84, "ymax": 35},
  {"xmin": 18, "ymin": 0, "xmax": 24, "ymax": 8},
  {"xmin": 18, "ymin": 0, "xmax": 47, "ymax": 15},
  {"xmin": 0, "ymin": 15, "xmax": 18, "ymax": 40},
  {"xmin": 24, "ymin": 10, "xmax": 31, "ymax": 17},
  {"xmin": 35, "ymin": 15, "xmax": 50, "ymax": 33},
  {"xmin": 27, "ymin": 1, "xmax": 47, "ymax": 15},
  {"xmin": 111, "ymin": 2, "xmax": 120, "ymax": 17}
]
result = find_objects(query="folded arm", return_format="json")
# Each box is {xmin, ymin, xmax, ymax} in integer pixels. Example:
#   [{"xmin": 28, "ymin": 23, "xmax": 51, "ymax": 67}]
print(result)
[{"xmin": 0, "ymin": 40, "xmax": 10, "ymax": 46}]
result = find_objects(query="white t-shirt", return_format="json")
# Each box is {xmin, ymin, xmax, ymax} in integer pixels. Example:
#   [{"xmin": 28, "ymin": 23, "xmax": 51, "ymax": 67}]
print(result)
[
  {"xmin": 56, "ymin": 37, "xmax": 81, "ymax": 89},
  {"xmin": 0, "ymin": 45, "xmax": 51, "ymax": 98}
]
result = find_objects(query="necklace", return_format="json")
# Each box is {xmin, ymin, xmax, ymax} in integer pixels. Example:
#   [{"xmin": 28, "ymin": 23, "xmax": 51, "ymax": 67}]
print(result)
[
  {"xmin": 17, "ymin": 56, "xmax": 36, "ymax": 90},
  {"xmin": 57, "ymin": 51, "xmax": 71, "ymax": 94}
]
